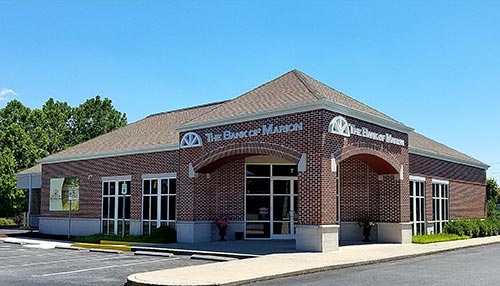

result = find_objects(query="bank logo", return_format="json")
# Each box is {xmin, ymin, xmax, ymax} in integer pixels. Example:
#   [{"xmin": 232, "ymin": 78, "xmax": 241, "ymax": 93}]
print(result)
[
  {"xmin": 328, "ymin": 116, "xmax": 350, "ymax": 137},
  {"xmin": 180, "ymin": 132, "xmax": 203, "ymax": 148}
]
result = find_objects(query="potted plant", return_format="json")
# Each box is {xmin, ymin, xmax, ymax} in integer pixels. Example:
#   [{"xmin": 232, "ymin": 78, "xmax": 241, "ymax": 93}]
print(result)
[
  {"xmin": 216, "ymin": 215, "xmax": 229, "ymax": 241},
  {"xmin": 358, "ymin": 214, "xmax": 376, "ymax": 242}
]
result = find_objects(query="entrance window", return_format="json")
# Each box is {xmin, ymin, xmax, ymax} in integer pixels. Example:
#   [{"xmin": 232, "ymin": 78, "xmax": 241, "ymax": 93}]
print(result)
[
  {"xmin": 102, "ymin": 179, "xmax": 131, "ymax": 235},
  {"xmin": 245, "ymin": 163, "xmax": 298, "ymax": 239},
  {"xmin": 410, "ymin": 180, "xmax": 426, "ymax": 235},
  {"xmin": 432, "ymin": 181, "xmax": 449, "ymax": 233},
  {"xmin": 142, "ymin": 175, "xmax": 176, "ymax": 235}
]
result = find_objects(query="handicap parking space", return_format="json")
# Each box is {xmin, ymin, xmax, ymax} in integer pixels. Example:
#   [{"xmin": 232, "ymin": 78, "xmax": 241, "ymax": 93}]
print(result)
[{"xmin": 0, "ymin": 241, "xmax": 210, "ymax": 286}]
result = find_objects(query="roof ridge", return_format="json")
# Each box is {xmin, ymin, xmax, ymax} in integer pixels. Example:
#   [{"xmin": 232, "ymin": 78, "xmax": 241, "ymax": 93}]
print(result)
[
  {"xmin": 292, "ymin": 69, "xmax": 323, "ymax": 100},
  {"xmin": 299, "ymin": 71, "xmax": 399, "ymax": 123},
  {"xmin": 146, "ymin": 100, "xmax": 228, "ymax": 119}
]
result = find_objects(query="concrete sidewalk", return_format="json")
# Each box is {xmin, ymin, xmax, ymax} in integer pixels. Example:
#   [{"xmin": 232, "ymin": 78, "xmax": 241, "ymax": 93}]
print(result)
[{"xmin": 127, "ymin": 236, "xmax": 500, "ymax": 286}]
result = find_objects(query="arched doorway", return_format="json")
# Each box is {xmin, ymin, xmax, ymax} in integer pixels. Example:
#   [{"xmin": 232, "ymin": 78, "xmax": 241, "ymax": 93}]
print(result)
[{"xmin": 334, "ymin": 147, "xmax": 402, "ymax": 243}]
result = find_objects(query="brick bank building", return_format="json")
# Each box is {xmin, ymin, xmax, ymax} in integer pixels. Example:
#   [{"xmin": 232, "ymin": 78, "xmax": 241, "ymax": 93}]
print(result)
[{"xmin": 37, "ymin": 70, "xmax": 488, "ymax": 252}]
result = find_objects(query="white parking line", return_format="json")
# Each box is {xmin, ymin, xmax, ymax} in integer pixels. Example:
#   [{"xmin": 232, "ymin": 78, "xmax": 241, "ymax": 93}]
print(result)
[
  {"xmin": 32, "ymin": 258, "xmax": 179, "ymax": 277},
  {"xmin": 0, "ymin": 255, "xmax": 127, "ymax": 269}
]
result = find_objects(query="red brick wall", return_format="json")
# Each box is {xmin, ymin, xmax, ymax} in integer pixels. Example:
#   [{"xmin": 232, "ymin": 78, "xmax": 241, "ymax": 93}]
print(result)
[
  {"xmin": 41, "ymin": 151, "xmax": 179, "ymax": 219},
  {"xmin": 409, "ymin": 154, "xmax": 486, "ymax": 184},
  {"xmin": 410, "ymin": 154, "xmax": 487, "ymax": 220}
]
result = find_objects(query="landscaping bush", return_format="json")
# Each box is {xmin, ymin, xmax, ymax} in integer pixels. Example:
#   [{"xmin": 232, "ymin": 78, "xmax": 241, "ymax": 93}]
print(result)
[
  {"xmin": 0, "ymin": 218, "xmax": 16, "ymax": 226},
  {"xmin": 446, "ymin": 217, "xmax": 500, "ymax": 238},
  {"xmin": 412, "ymin": 233, "xmax": 469, "ymax": 244},
  {"xmin": 73, "ymin": 225, "xmax": 176, "ymax": 244}
]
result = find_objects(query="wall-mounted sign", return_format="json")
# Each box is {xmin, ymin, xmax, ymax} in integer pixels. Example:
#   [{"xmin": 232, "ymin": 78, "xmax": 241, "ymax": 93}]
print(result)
[
  {"xmin": 180, "ymin": 122, "xmax": 304, "ymax": 148},
  {"xmin": 49, "ymin": 177, "xmax": 80, "ymax": 211},
  {"xmin": 328, "ymin": 116, "xmax": 405, "ymax": 146}
]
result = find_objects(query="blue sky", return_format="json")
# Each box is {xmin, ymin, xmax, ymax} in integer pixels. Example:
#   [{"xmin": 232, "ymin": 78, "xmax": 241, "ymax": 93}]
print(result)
[{"xmin": 1, "ymin": 1, "xmax": 499, "ymax": 178}]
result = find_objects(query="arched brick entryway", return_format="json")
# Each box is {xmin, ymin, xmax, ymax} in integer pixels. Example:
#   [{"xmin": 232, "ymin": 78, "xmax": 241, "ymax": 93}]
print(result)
[{"xmin": 193, "ymin": 141, "xmax": 302, "ymax": 173}]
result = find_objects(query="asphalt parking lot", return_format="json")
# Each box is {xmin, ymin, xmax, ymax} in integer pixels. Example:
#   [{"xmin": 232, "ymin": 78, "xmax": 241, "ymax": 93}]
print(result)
[{"xmin": 0, "ymin": 241, "xmax": 209, "ymax": 286}]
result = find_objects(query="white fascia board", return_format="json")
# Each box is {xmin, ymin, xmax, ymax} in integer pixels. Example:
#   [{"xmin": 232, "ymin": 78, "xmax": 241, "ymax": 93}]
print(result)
[
  {"xmin": 176, "ymin": 100, "xmax": 414, "ymax": 134},
  {"xmin": 39, "ymin": 143, "xmax": 179, "ymax": 165},
  {"xmin": 409, "ymin": 146, "xmax": 489, "ymax": 170},
  {"xmin": 432, "ymin": 178, "xmax": 450, "ymax": 185}
]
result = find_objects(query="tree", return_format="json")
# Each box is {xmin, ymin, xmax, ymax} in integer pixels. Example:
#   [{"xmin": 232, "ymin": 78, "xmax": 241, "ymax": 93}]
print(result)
[
  {"xmin": 0, "ymin": 96, "xmax": 126, "ymax": 217},
  {"xmin": 0, "ymin": 148, "xmax": 25, "ymax": 217},
  {"xmin": 68, "ymin": 95, "xmax": 127, "ymax": 145},
  {"xmin": 486, "ymin": 178, "xmax": 499, "ymax": 203}
]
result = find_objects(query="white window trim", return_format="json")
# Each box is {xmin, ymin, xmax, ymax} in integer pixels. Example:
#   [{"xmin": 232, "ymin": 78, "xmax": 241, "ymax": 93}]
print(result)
[
  {"xmin": 431, "ymin": 178, "xmax": 449, "ymax": 185},
  {"xmin": 142, "ymin": 173, "xmax": 177, "ymax": 180},
  {"xmin": 409, "ymin": 175, "xmax": 426, "ymax": 182},
  {"xmin": 102, "ymin": 175, "xmax": 132, "ymax": 182}
]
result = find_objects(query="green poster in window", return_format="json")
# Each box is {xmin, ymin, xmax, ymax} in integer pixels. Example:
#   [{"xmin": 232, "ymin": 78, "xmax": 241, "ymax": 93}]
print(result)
[{"xmin": 50, "ymin": 177, "xmax": 80, "ymax": 211}]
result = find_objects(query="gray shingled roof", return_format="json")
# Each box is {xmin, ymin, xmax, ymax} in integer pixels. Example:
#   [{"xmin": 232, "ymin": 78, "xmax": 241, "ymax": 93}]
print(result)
[
  {"xmin": 17, "ymin": 164, "xmax": 42, "ymax": 175},
  {"xmin": 409, "ymin": 132, "xmax": 487, "ymax": 168},
  {"xmin": 183, "ymin": 70, "xmax": 399, "ymax": 125},
  {"xmin": 38, "ymin": 70, "xmax": 487, "ymax": 169}
]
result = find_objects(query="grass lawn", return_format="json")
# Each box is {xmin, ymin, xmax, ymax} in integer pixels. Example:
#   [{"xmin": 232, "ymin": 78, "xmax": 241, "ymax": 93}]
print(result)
[{"xmin": 412, "ymin": 233, "xmax": 470, "ymax": 244}]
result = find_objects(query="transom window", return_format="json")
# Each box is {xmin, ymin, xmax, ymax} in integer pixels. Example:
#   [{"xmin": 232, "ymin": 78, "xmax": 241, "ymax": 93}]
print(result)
[
  {"xmin": 432, "ymin": 181, "xmax": 449, "ymax": 233},
  {"xmin": 142, "ymin": 174, "xmax": 176, "ymax": 235},
  {"xmin": 410, "ymin": 180, "xmax": 426, "ymax": 235}
]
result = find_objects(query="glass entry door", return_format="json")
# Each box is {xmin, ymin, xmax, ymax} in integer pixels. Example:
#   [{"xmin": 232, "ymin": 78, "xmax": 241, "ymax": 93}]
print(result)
[
  {"xmin": 245, "ymin": 164, "xmax": 298, "ymax": 240},
  {"xmin": 272, "ymin": 179, "xmax": 298, "ymax": 239}
]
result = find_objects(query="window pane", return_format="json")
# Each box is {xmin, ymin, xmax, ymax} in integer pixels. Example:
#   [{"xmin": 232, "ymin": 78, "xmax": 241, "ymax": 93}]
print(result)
[
  {"xmin": 126, "ymin": 181, "xmax": 131, "ymax": 195},
  {"xmin": 410, "ymin": 198, "xmax": 414, "ymax": 221},
  {"xmin": 143, "ymin": 196, "xmax": 150, "ymax": 220},
  {"xmin": 143, "ymin": 180, "xmax": 150, "ymax": 195},
  {"xmin": 125, "ymin": 196, "xmax": 130, "ymax": 219},
  {"xmin": 294, "ymin": 195, "xmax": 298, "ymax": 222},
  {"xmin": 109, "ymin": 197, "xmax": 115, "ymax": 219},
  {"xmin": 152, "ymin": 180, "xmax": 158, "ymax": 195},
  {"xmin": 294, "ymin": 180, "xmax": 298, "ymax": 195},
  {"xmin": 273, "ymin": 180, "xmax": 291, "ymax": 194},
  {"xmin": 103, "ymin": 182, "xmax": 109, "ymax": 196},
  {"xmin": 110, "ymin": 182, "xmax": 116, "ymax": 196},
  {"xmin": 161, "ymin": 179, "xmax": 169, "ymax": 195},
  {"xmin": 246, "ymin": 178, "xmax": 270, "ymax": 194},
  {"xmin": 118, "ymin": 196, "xmax": 124, "ymax": 219},
  {"xmin": 246, "ymin": 196, "xmax": 270, "ymax": 221},
  {"xmin": 161, "ymin": 196, "xmax": 168, "ymax": 220},
  {"xmin": 245, "ymin": 222, "xmax": 270, "ymax": 238},
  {"xmin": 143, "ymin": 222, "xmax": 150, "ymax": 235},
  {"xmin": 246, "ymin": 165, "xmax": 270, "ymax": 177},
  {"xmin": 103, "ymin": 197, "xmax": 108, "ymax": 219},
  {"xmin": 151, "ymin": 196, "xmax": 157, "ymax": 220},
  {"xmin": 273, "ymin": 196, "xmax": 290, "ymax": 221},
  {"xmin": 410, "ymin": 182, "xmax": 414, "ymax": 196},
  {"xmin": 273, "ymin": 222, "xmax": 291, "ymax": 235},
  {"xmin": 169, "ymin": 179, "xmax": 176, "ymax": 195},
  {"xmin": 272, "ymin": 165, "xmax": 298, "ymax": 177},
  {"xmin": 102, "ymin": 220, "xmax": 108, "ymax": 234},
  {"xmin": 169, "ymin": 196, "xmax": 176, "ymax": 220}
]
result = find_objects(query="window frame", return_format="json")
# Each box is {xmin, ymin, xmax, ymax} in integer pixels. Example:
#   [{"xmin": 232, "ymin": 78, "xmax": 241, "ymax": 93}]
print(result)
[
  {"xmin": 141, "ymin": 173, "xmax": 177, "ymax": 235},
  {"xmin": 431, "ymin": 179, "xmax": 450, "ymax": 234},
  {"xmin": 409, "ymin": 177, "xmax": 426, "ymax": 235}
]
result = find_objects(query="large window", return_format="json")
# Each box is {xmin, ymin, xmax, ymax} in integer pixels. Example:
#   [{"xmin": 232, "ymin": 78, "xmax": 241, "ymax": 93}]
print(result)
[
  {"xmin": 410, "ymin": 179, "xmax": 426, "ymax": 235},
  {"xmin": 142, "ymin": 174, "xmax": 176, "ymax": 235},
  {"xmin": 102, "ymin": 178, "xmax": 131, "ymax": 235},
  {"xmin": 432, "ymin": 181, "xmax": 449, "ymax": 233}
]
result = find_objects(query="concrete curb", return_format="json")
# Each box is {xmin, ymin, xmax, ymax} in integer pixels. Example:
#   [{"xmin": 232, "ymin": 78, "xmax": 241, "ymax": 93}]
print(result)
[
  {"xmin": 89, "ymin": 248, "xmax": 123, "ymax": 254},
  {"xmin": 190, "ymin": 254, "xmax": 238, "ymax": 262},
  {"xmin": 55, "ymin": 245, "xmax": 85, "ymax": 251},
  {"xmin": 134, "ymin": 251, "xmax": 175, "ymax": 257},
  {"xmin": 126, "ymin": 240, "xmax": 500, "ymax": 286},
  {"xmin": 130, "ymin": 246, "xmax": 258, "ymax": 260}
]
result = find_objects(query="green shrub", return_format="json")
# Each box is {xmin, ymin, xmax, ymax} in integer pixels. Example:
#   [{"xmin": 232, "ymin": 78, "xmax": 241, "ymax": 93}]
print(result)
[
  {"xmin": 0, "ymin": 218, "xmax": 16, "ymax": 226},
  {"xmin": 470, "ymin": 219, "xmax": 481, "ymax": 238},
  {"xmin": 412, "ymin": 233, "xmax": 469, "ymax": 244},
  {"xmin": 73, "ymin": 225, "xmax": 176, "ymax": 244}
]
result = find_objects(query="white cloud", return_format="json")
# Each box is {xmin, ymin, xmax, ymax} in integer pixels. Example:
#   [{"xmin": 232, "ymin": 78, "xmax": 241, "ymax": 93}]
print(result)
[{"xmin": 0, "ymin": 88, "xmax": 17, "ymax": 101}]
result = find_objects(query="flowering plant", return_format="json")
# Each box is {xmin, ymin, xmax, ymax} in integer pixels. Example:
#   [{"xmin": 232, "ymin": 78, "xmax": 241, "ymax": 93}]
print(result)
[
  {"xmin": 357, "ymin": 214, "xmax": 376, "ymax": 229},
  {"xmin": 216, "ymin": 216, "xmax": 229, "ymax": 228}
]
